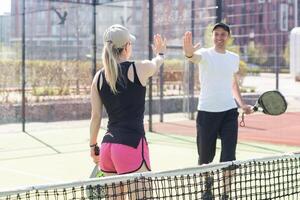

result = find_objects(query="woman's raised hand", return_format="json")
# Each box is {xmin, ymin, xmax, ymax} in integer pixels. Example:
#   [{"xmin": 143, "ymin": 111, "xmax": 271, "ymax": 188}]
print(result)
[{"xmin": 152, "ymin": 34, "xmax": 167, "ymax": 55}]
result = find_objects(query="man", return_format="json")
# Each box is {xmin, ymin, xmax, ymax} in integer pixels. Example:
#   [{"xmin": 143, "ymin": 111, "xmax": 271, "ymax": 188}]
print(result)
[{"xmin": 183, "ymin": 22, "xmax": 252, "ymax": 199}]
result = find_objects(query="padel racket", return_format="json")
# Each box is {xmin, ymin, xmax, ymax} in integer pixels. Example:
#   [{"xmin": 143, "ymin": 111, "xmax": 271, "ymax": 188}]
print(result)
[
  {"xmin": 240, "ymin": 90, "xmax": 287, "ymax": 127},
  {"xmin": 86, "ymin": 145, "xmax": 105, "ymax": 199}
]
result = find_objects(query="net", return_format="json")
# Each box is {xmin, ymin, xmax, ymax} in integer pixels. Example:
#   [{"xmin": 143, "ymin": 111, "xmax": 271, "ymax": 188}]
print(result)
[{"xmin": 1, "ymin": 152, "xmax": 300, "ymax": 200}]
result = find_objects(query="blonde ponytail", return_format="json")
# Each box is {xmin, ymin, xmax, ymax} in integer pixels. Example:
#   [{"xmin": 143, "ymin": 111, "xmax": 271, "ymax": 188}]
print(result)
[{"xmin": 102, "ymin": 42, "xmax": 123, "ymax": 94}]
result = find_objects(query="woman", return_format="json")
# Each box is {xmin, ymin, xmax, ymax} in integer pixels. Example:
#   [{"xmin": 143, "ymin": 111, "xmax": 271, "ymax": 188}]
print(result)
[{"xmin": 89, "ymin": 24, "xmax": 166, "ymax": 197}]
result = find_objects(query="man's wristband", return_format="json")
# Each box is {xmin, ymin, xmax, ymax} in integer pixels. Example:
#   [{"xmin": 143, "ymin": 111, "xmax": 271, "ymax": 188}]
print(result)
[
  {"xmin": 158, "ymin": 53, "xmax": 164, "ymax": 56},
  {"xmin": 185, "ymin": 54, "xmax": 193, "ymax": 58},
  {"xmin": 89, "ymin": 143, "xmax": 98, "ymax": 148}
]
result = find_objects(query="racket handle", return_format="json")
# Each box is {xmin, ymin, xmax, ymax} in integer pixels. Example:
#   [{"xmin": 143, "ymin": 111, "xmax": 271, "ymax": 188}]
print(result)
[
  {"xmin": 94, "ymin": 145, "xmax": 100, "ymax": 156},
  {"xmin": 252, "ymin": 106, "xmax": 258, "ymax": 112}
]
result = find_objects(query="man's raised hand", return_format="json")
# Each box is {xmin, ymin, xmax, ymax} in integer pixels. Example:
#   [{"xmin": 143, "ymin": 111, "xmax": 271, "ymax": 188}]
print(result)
[{"xmin": 183, "ymin": 31, "xmax": 200, "ymax": 58}]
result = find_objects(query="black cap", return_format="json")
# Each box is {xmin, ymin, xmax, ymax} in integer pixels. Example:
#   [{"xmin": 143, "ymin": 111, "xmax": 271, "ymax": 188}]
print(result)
[{"xmin": 212, "ymin": 22, "xmax": 230, "ymax": 34}]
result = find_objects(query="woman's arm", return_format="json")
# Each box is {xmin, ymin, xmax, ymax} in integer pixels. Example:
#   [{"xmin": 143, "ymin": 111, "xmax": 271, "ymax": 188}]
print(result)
[
  {"xmin": 134, "ymin": 34, "xmax": 166, "ymax": 86},
  {"xmin": 89, "ymin": 71, "xmax": 103, "ymax": 163},
  {"xmin": 135, "ymin": 55, "xmax": 164, "ymax": 86}
]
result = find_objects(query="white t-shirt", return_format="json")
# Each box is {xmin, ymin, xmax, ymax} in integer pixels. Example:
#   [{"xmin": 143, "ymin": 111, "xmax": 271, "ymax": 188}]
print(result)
[{"xmin": 194, "ymin": 48, "xmax": 239, "ymax": 112}]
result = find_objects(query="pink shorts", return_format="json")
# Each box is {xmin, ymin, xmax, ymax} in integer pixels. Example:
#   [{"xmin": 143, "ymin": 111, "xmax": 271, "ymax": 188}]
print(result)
[{"xmin": 99, "ymin": 138, "xmax": 151, "ymax": 175}]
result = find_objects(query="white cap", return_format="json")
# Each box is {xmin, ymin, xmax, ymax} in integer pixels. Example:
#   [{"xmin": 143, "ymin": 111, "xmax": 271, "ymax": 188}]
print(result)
[{"xmin": 103, "ymin": 24, "xmax": 136, "ymax": 48}]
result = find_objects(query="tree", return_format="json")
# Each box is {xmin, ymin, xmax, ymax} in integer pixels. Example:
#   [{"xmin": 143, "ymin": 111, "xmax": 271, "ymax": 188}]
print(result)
[
  {"xmin": 247, "ymin": 41, "xmax": 268, "ymax": 66},
  {"xmin": 283, "ymin": 41, "xmax": 289, "ymax": 66}
]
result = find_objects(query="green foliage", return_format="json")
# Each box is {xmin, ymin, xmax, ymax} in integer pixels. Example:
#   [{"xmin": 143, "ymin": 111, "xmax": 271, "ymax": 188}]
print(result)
[
  {"xmin": 247, "ymin": 66, "xmax": 261, "ymax": 75},
  {"xmin": 240, "ymin": 86, "xmax": 256, "ymax": 93},
  {"xmin": 0, "ymin": 60, "xmax": 20, "ymax": 103},
  {"xmin": 226, "ymin": 37, "xmax": 240, "ymax": 55},
  {"xmin": 32, "ymin": 87, "xmax": 70, "ymax": 96},
  {"xmin": 238, "ymin": 60, "xmax": 248, "ymax": 77},
  {"xmin": 164, "ymin": 59, "xmax": 184, "ymax": 71},
  {"xmin": 27, "ymin": 60, "xmax": 93, "ymax": 96},
  {"xmin": 0, "ymin": 60, "xmax": 95, "ymax": 100},
  {"xmin": 283, "ymin": 41, "xmax": 289, "ymax": 66},
  {"xmin": 203, "ymin": 24, "xmax": 214, "ymax": 48},
  {"xmin": 247, "ymin": 41, "xmax": 268, "ymax": 66}
]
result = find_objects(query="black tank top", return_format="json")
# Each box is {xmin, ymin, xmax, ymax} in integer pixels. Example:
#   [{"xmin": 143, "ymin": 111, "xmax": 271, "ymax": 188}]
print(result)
[{"xmin": 97, "ymin": 61, "xmax": 146, "ymax": 148}]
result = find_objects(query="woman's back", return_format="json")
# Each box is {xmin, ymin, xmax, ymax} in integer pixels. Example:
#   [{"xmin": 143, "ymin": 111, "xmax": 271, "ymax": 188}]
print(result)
[
  {"xmin": 89, "ymin": 24, "xmax": 166, "ymax": 179},
  {"xmin": 98, "ymin": 61, "xmax": 146, "ymax": 148}
]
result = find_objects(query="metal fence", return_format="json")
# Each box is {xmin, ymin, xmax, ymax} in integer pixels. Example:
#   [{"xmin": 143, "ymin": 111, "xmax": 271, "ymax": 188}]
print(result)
[{"xmin": 0, "ymin": 0, "xmax": 298, "ymax": 131}]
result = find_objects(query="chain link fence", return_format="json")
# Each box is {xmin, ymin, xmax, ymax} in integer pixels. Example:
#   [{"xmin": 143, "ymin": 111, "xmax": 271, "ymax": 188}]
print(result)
[{"xmin": 0, "ymin": 0, "xmax": 298, "ymax": 130}]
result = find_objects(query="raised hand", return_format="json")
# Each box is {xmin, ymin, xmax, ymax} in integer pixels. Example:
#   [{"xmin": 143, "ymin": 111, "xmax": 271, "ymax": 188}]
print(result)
[
  {"xmin": 183, "ymin": 31, "xmax": 200, "ymax": 57},
  {"xmin": 152, "ymin": 34, "xmax": 167, "ymax": 55}
]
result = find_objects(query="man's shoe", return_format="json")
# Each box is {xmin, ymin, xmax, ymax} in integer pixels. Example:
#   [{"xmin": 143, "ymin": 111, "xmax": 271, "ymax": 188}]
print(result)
[
  {"xmin": 202, "ymin": 190, "xmax": 213, "ymax": 200},
  {"xmin": 202, "ymin": 177, "xmax": 214, "ymax": 200},
  {"xmin": 204, "ymin": 177, "xmax": 214, "ymax": 190},
  {"xmin": 221, "ymin": 194, "xmax": 229, "ymax": 200}
]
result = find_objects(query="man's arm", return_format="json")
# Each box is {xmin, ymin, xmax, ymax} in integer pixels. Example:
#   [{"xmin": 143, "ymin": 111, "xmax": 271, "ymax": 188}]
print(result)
[
  {"xmin": 186, "ymin": 52, "xmax": 202, "ymax": 64},
  {"xmin": 232, "ymin": 74, "xmax": 252, "ymax": 114}
]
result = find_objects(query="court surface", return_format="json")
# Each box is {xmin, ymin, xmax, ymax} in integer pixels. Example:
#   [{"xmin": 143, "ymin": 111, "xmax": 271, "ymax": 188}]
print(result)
[
  {"xmin": 152, "ymin": 112, "xmax": 300, "ymax": 146},
  {"xmin": 0, "ymin": 117, "xmax": 299, "ymax": 190},
  {"xmin": 1, "ymin": 74, "xmax": 300, "ymax": 190}
]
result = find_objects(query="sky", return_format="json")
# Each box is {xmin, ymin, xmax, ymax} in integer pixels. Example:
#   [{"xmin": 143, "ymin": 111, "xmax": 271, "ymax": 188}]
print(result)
[{"xmin": 0, "ymin": 0, "xmax": 11, "ymax": 15}]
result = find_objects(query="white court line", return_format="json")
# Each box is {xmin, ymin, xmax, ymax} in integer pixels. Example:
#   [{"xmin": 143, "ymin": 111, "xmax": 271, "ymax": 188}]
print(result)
[{"xmin": 0, "ymin": 165, "xmax": 61, "ymax": 182}]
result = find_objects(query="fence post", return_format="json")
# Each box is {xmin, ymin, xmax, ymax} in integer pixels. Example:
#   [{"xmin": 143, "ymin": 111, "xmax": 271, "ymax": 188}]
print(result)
[
  {"xmin": 275, "ymin": 3, "xmax": 279, "ymax": 90},
  {"xmin": 148, "ymin": 0, "xmax": 154, "ymax": 131},
  {"xmin": 216, "ymin": 0, "xmax": 222, "ymax": 23},
  {"xmin": 159, "ymin": 63, "xmax": 164, "ymax": 122},
  {"xmin": 21, "ymin": 0, "xmax": 26, "ymax": 132},
  {"xmin": 189, "ymin": 0, "xmax": 195, "ymax": 120},
  {"xmin": 91, "ymin": 0, "xmax": 97, "ymax": 78}
]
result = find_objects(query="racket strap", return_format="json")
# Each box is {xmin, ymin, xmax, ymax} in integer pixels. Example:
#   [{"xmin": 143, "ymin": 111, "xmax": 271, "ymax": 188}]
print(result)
[{"xmin": 240, "ymin": 112, "xmax": 245, "ymax": 127}]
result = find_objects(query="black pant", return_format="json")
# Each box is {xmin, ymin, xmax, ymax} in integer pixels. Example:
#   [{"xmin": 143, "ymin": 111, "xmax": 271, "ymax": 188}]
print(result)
[{"xmin": 196, "ymin": 108, "xmax": 239, "ymax": 165}]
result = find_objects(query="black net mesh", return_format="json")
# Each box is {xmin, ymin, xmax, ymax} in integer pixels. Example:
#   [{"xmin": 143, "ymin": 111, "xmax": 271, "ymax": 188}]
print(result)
[{"xmin": 1, "ymin": 153, "xmax": 300, "ymax": 200}]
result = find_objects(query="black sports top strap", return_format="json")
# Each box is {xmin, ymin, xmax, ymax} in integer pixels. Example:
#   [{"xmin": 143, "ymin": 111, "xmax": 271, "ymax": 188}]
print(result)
[
  {"xmin": 96, "ymin": 70, "xmax": 103, "ymax": 94},
  {"xmin": 131, "ymin": 62, "xmax": 142, "ymax": 86}
]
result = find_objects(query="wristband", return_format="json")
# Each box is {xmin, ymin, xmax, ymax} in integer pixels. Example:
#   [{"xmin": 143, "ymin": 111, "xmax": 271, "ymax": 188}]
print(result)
[
  {"xmin": 185, "ymin": 54, "xmax": 193, "ymax": 58},
  {"xmin": 89, "ymin": 143, "xmax": 98, "ymax": 148},
  {"xmin": 158, "ymin": 53, "xmax": 164, "ymax": 56}
]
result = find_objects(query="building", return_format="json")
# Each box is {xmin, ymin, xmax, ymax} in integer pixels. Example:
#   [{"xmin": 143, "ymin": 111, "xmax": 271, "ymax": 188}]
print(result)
[
  {"xmin": 222, "ymin": 0, "xmax": 298, "ymax": 68},
  {"xmin": 151, "ymin": 0, "xmax": 299, "ymax": 69},
  {"xmin": 0, "ymin": 14, "xmax": 11, "ymax": 45},
  {"xmin": 11, "ymin": 0, "xmax": 93, "ymax": 60},
  {"xmin": 10, "ymin": 0, "xmax": 300, "ymax": 68},
  {"xmin": 0, "ymin": 13, "xmax": 12, "ymax": 59}
]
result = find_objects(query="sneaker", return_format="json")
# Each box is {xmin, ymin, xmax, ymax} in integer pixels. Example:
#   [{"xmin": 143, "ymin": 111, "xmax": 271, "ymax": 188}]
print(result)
[
  {"xmin": 202, "ymin": 190, "xmax": 213, "ymax": 200},
  {"xmin": 202, "ymin": 177, "xmax": 214, "ymax": 200},
  {"xmin": 221, "ymin": 194, "xmax": 229, "ymax": 200},
  {"xmin": 204, "ymin": 177, "xmax": 214, "ymax": 190}
]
